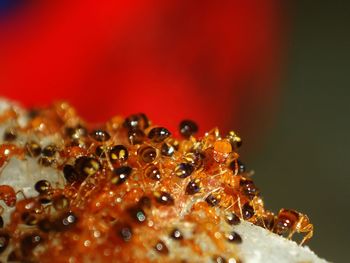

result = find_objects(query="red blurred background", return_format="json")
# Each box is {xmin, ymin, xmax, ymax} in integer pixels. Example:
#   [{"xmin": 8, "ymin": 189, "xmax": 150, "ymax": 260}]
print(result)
[
  {"xmin": 3, "ymin": 3, "xmax": 349, "ymax": 261},
  {"xmin": 0, "ymin": 1, "xmax": 284, "ymax": 137}
]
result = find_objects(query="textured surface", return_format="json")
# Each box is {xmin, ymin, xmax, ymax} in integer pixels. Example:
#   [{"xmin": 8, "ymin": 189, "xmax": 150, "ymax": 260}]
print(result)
[
  {"xmin": 234, "ymin": 221, "xmax": 328, "ymax": 263},
  {"xmin": 0, "ymin": 98, "xmax": 329, "ymax": 262}
]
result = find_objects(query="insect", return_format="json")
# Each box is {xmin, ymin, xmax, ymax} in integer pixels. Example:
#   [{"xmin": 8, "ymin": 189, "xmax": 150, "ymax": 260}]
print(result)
[
  {"xmin": 273, "ymin": 208, "xmax": 313, "ymax": 245},
  {"xmin": 213, "ymin": 140, "xmax": 232, "ymax": 163},
  {"xmin": 0, "ymin": 144, "xmax": 23, "ymax": 167},
  {"xmin": 0, "ymin": 102, "xmax": 317, "ymax": 261},
  {"xmin": 10, "ymin": 197, "xmax": 44, "ymax": 226},
  {"xmin": 0, "ymin": 185, "xmax": 17, "ymax": 207}
]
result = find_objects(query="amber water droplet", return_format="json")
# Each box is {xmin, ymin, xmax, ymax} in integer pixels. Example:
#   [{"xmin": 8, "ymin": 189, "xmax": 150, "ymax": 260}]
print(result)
[
  {"xmin": 179, "ymin": 120, "xmax": 198, "ymax": 138},
  {"xmin": 148, "ymin": 127, "xmax": 171, "ymax": 143},
  {"xmin": 227, "ymin": 231, "xmax": 242, "ymax": 244}
]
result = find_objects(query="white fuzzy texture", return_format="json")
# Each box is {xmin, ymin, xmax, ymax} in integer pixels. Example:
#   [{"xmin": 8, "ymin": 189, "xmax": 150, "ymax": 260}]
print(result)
[
  {"xmin": 0, "ymin": 157, "xmax": 65, "ymax": 224},
  {"xmin": 0, "ymin": 98, "xmax": 65, "ymax": 224},
  {"xmin": 147, "ymin": 213, "xmax": 330, "ymax": 263},
  {"xmin": 234, "ymin": 221, "xmax": 328, "ymax": 263}
]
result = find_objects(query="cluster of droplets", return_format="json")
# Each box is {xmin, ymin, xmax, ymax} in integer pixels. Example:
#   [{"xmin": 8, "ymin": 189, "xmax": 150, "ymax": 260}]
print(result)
[{"xmin": 0, "ymin": 102, "xmax": 313, "ymax": 262}]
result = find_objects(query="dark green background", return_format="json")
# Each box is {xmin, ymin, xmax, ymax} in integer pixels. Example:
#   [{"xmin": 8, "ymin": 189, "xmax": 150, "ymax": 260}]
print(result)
[{"xmin": 244, "ymin": 2, "xmax": 349, "ymax": 262}]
